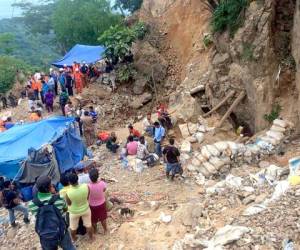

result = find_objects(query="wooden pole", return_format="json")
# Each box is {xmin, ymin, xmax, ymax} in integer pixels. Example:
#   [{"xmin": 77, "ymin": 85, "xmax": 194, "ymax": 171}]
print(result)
[
  {"xmin": 203, "ymin": 90, "xmax": 235, "ymax": 117},
  {"xmin": 217, "ymin": 91, "xmax": 246, "ymax": 128},
  {"xmin": 190, "ymin": 85, "xmax": 205, "ymax": 95}
]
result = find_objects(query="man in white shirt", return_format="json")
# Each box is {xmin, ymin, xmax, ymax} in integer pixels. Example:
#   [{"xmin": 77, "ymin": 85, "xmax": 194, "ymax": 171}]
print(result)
[
  {"xmin": 75, "ymin": 162, "xmax": 91, "ymax": 184},
  {"xmin": 143, "ymin": 113, "xmax": 154, "ymax": 136}
]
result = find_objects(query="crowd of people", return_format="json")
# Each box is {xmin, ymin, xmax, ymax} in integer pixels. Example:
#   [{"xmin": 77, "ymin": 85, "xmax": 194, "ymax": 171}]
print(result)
[{"xmin": 0, "ymin": 164, "xmax": 108, "ymax": 250}]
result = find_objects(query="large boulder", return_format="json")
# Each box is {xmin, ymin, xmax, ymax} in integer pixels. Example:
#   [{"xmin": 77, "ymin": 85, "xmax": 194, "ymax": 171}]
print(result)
[
  {"xmin": 169, "ymin": 91, "xmax": 202, "ymax": 122},
  {"xmin": 132, "ymin": 41, "xmax": 168, "ymax": 82},
  {"xmin": 133, "ymin": 76, "xmax": 148, "ymax": 95},
  {"xmin": 129, "ymin": 92, "xmax": 153, "ymax": 109}
]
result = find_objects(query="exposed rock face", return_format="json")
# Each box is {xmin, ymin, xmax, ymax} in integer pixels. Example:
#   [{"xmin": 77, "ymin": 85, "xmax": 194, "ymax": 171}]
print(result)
[
  {"xmin": 292, "ymin": 0, "xmax": 300, "ymax": 132},
  {"xmin": 132, "ymin": 41, "xmax": 168, "ymax": 83}
]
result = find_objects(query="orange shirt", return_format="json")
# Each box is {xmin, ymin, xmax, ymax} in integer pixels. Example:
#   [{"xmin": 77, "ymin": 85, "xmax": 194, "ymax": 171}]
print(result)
[
  {"xmin": 36, "ymin": 80, "xmax": 42, "ymax": 92},
  {"xmin": 29, "ymin": 113, "xmax": 41, "ymax": 122},
  {"xmin": 31, "ymin": 80, "xmax": 38, "ymax": 90}
]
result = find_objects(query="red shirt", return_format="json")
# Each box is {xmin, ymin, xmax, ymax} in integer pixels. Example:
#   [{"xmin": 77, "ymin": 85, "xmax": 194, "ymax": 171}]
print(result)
[{"xmin": 130, "ymin": 128, "xmax": 141, "ymax": 138}]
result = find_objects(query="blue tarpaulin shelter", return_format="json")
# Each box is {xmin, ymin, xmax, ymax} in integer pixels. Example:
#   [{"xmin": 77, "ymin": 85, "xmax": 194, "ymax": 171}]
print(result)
[
  {"xmin": 0, "ymin": 116, "xmax": 85, "ymax": 179},
  {"xmin": 52, "ymin": 44, "xmax": 106, "ymax": 67}
]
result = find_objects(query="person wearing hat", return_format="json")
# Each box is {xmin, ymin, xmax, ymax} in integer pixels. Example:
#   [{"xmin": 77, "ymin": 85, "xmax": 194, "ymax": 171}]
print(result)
[{"xmin": 28, "ymin": 176, "xmax": 76, "ymax": 250}]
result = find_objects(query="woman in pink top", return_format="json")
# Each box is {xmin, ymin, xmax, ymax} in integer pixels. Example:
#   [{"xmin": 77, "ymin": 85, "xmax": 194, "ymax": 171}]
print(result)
[
  {"xmin": 126, "ymin": 135, "xmax": 138, "ymax": 155},
  {"xmin": 88, "ymin": 168, "xmax": 107, "ymax": 233}
]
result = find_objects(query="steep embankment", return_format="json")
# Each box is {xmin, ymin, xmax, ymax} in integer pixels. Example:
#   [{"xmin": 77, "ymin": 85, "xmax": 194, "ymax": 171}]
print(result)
[{"xmin": 140, "ymin": 0, "xmax": 300, "ymax": 134}]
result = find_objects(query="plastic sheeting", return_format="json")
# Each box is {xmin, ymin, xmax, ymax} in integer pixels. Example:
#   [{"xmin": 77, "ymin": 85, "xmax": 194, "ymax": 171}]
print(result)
[
  {"xmin": 0, "ymin": 116, "xmax": 84, "ymax": 179},
  {"xmin": 52, "ymin": 44, "xmax": 106, "ymax": 67},
  {"xmin": 53, "ymin": 126, "xmax": 85, "ymax": 173}
]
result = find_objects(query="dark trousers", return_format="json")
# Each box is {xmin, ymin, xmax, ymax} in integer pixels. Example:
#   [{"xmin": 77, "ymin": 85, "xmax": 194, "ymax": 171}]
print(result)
[
  {"xmin": 67, "ymin": 87, "xmax": 73, "ymax": 96},
  {"xmin": 60, "ymin": 104, "xmax": 66, "ymax": 116},
  {"xmin": 46, "ymin": 103, "xmax": 54, "ymax": 113},
  {"xmin": 40, "ymin": 232, "xmax": 75, "ymax": 250},
  {"xmin": 54, "ymin": 80, "xmax": 58, "ymax": 95},
  {"xmin": 34, "ymin": 90, "xmax": 40, "ymax": 100}
]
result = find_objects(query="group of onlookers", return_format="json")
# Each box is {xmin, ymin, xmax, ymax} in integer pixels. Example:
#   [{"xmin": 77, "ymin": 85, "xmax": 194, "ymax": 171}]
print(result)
[{"xmin": 0, "ymin": 165, "xmax": 108, "ymax": 250}]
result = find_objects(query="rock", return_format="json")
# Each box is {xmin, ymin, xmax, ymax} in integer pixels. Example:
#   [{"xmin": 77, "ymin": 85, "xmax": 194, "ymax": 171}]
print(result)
[
  {"xmin": 194, "ymin": 132, "xmax": 204, "ymax": 143},
  {"xmin": 242, "ymin": 194, "xmax": 256, "ymax": 205},
  {"xmin": 169, "ymin": 92, "xmax": 202, "ymax": 122},
  {"xmin": 187, "ymin": 136, "xmax": 197, "ymax": 143},
  {"xmin": 129, "ymin": 93, "xmax": 153, "ymax": 109},
  {"xmin": 179, "ymin": 123, "xmax": 198, "ymax": 138},
  {"xmin": 181, "ymin": 140, "xmax": 192, "ymax": 153},
  {"xmin": 258, "ymin": 161, "xmax": 270, "ymax": 168},
  {"xmin": 187, "ymin": 164, "xmax": 197, "ymax": 172},
  {"xmin": 212, "ymin": 53, "xmax": 231, "ymax": 66},
  {"xmin": 133, "ymin": 77, "xmax": 148, "ymax": 95}
]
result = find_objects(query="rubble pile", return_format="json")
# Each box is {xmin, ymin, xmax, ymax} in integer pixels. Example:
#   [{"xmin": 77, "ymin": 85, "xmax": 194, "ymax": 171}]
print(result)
[{"xmin": 183, "ymin": 119, "xmax": 294, "ymax": 182}]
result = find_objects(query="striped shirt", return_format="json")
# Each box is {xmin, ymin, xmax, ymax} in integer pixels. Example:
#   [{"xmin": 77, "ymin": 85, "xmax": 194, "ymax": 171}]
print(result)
[{"xmin": 28, "ymin": 192, "xmax": 66, "ymax": 216}]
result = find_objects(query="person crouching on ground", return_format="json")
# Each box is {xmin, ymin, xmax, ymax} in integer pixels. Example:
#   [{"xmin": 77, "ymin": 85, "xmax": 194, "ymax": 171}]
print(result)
[
  {"xmin": 2, "ymin": 180, "xmax": 30, "ymax": 227},
  {"xmin": 88, "ymin": 168, "xmax": 108, "ymax": 234},
  {"xmin": 128, "ymin": 124, "xmax": 141, "ymax": 141},
  {"xmin": 65, "ymin": 172, "xmax": 93, "ymax": 241},
  {"xmin": 143, "ymin": 113, "xmax": 154, "ymax": 136},
  {"xmin": 106, "ymin": 132, "xmax": 119, "ymax": 153},
  {"xmin": 29, "ymin": 176, "xmax": 75, "ymax": 250},
  {"xmin": 137, "ymin": 136, "xmax": 150, "ymax": 161},
  {"xmin": 126, "ymin": 135, "xmax": 138, "ymax": 156},
  {"xmin": 163, "ymin": 138, "xmax": 183, "ymax": 180}
]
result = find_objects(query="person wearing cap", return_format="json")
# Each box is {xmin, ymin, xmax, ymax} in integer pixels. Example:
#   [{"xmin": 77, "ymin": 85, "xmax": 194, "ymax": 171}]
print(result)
[
  {"xmin": 28, "ymin": 176, "xmax": 76, "ymax": 250},
  {"xmin": 66, "ymin": 172, "xmax": 93, "ymax": 241},
  {"xmin": 58, "ymin": 68, "xmax": 66, "ymax": 91}
]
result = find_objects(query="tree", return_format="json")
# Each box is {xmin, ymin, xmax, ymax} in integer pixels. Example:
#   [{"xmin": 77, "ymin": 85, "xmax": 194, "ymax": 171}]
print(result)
[
  {"xmin": 52, "ymin": 0, "xmax": 122, "ymax": 51},
  {"xmin": 0, "ymin": 33, "xmax": 15, "ymax": 55},
  {"xmin": 0, "ymin": 56, "xmax": 31, "ymax": 94},
  {"xmin": 113, "ymin": 0, "xmax": 143, "ymax": 13},
  {"xmin": 98, "ymin": 22, "xmax": 147, "ymax": 60},
  {"xmin": 13, "ymin": 0, "xmax": 55, "ymax": 34}
]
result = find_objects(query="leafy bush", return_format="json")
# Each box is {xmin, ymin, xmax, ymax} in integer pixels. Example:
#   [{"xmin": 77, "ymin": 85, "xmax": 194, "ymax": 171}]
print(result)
[
  {"xmin": 264, "ymin": 104, "xmax": 282, "ymax": 123},
  {"xmin": 98, "ymin": 22, "xmax": 147, "ymax": 60},
  {"xmin": 116, "ymin": 64, "xmax": 137, "ymax": 83},
  {"xmin": 133, "ymin": 22, "xmax": 148, "ymax": 40},
  {"xmin": 242, "ymin": 43, "xmax": 254, "ymax": 61},
  {"xmin": 203, "ymin": 33, "xmax": 213, "ymax": 48},
  {"xmin": 0, "ymin": 56, "xmax": 32, "ymax": 94},
  {"xmin": 212, "ymin": 0, "xmax": 249, "ymax": 35}
]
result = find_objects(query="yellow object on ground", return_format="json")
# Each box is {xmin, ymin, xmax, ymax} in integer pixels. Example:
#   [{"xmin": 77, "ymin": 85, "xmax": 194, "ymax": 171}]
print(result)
[{"xmin": 288, "ymin": 175, "xmax": 300, "ymax": 186}]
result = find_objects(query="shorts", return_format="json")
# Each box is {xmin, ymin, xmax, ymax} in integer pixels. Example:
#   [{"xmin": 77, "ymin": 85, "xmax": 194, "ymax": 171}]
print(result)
[
  {"xmin": 90, "ymin": 203, "xmax": 107, "ymax": 224},
  {"xmin": 69, "ymin": 208, "xmax": 92, "ymax": 231},
  {"xmin": 166, "ymin": 162, "xmax": 182, "ymax": 175}
]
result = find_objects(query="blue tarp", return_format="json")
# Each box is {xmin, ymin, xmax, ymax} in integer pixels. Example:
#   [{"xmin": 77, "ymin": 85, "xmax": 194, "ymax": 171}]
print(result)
[
  {"xmin": 52, "ymin": 44, "xmax": 106, "ymax": 67},
  {"xmin": 0, "ymin": 116, "xmax": 85, "ymax": 179}
]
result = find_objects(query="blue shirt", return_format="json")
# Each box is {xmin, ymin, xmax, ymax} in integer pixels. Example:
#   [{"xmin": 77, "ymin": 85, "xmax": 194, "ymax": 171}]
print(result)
[
  {"xmin": 154, "ymin": 126, "xmax": 165, "ymax": 142},
  {"xmin": 4, "ymin": 122, "xmax": 14, "ymax": 130}
]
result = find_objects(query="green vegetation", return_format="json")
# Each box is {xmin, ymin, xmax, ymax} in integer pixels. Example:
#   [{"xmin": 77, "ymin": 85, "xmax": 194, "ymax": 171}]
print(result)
[
  {"xmin": 203, "ymin": 0, "xmax": 221, "ymax": 13},
  {"xmin": 0, "ymin": 56, "xmax": 33, "ymax": 94},
  {"xmin": 113, "ymin": 0, "xmax": 143, "ymax": 14},
  {"xmin": 0, "ymin": 18, "xmax": 60, "ymax": 67},
  {"xmin": 203, "ymin": 33, "xmax": 213, "ymax": 48},
  {"xmin": 242, "ymin": 43, "xmax": 255, "ymax": 61},
  {"xmin": 264, "ymin": 103, "xmax": 282, "ymax": 123},
  {"xmin": 116, "ymin": 64, "xmax": 137, "ymax": 83},
  {"xmin": 98, "ymin": 22, "xmax": 147, "ymax": 60},
  {"xmin": 52, "ymin": 0, "xmax": 122, "ymax": 51},
  {"xmin": 211, "ymin": 0, "xmax": 249, "ymax": 35}
]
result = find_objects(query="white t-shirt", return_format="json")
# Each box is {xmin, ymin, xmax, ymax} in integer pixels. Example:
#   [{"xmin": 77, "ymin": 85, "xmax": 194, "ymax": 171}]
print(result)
[
  {"xmin": 143, "ymin": 117, "xmax": 151, "ymax": 131},
  {"xmin": 78, "ymin": 173, "xmax": 91, "ymax": 184}
]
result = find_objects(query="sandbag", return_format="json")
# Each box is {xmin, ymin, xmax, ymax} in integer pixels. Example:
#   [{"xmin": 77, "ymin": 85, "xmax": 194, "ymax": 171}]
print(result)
[
  {"xmin": 270, "ymin": 125, "xmax": 286, "ymax": 133},
  {"xmin": 273, "ymin": 119, "xmax": 287, "ymax": 128},
  {"xmin": 203, "ymin": 161, "xmax": 217, "ymax": 174},
  {"xmin": 214, "ymin": 141, "xmax": 229, "ymax": 152},
  {"xmin": 209, "ymin": 157, "xmax": 225, "ymax": 170},
  {"xmin": 260, "ymin": 136, "xmax": 279, "ymax": 145},
  {"xmin": 266, "ymin": 130, "xmax": 284, "ymax": 141},
  {"xmin": 206, "ymin": 145, "xmax": 220, "ymax": 157},
  {"xmin": 201, "ymin": 146, "xmax": 212, "ymax": 160},
  {"xmin": 198, "ymin": 165, "xmax": 211, "ymax": 178},
  {"xmin": 191, "ymin": 157, "xmax": 201, "ymax": 167}
]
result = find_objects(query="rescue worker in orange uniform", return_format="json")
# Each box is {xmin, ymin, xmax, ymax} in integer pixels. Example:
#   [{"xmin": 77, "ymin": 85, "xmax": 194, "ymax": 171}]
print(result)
[{"xmin": 74, "ymin": 68, "xmax": 83, "ymax": 94}]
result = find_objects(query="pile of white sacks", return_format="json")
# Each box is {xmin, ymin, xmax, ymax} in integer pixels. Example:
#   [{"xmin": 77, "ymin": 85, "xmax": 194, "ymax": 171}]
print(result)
[{"xmin": 184, "ymin": 119, "xmax": 293, "ymax": 181}]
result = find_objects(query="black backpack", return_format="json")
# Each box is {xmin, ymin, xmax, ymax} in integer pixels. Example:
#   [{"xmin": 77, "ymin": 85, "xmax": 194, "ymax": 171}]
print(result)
[{"xmin": 33, "ymin": 195, "xmax": 67, "ymax": 241}]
